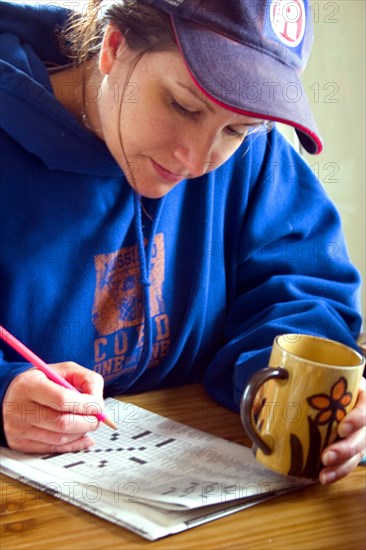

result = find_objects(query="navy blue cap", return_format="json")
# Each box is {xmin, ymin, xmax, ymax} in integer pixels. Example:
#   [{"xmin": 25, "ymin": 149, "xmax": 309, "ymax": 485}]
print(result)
[{"xmin": 140, "ymin": 0, "xmax": 323, "ymax": 154}]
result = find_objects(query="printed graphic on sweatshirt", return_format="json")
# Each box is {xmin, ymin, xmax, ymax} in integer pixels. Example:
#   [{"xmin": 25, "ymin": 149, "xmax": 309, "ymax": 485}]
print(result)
[{"xmin": 92, "ymin": 233, "xmax": 170, "ymax": 380}]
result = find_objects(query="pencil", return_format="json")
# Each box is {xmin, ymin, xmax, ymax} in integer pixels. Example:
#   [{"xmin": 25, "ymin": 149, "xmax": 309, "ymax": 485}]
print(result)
[{"xmin": 0, "ymin": 325, "xmax": 117, "ymax": 430}]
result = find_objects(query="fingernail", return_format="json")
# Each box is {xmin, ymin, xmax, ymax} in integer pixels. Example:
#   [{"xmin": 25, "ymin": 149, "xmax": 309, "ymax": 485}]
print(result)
[
  {"xmin": 322, "ymin": 450, "xmax": 338, "ymax": 465},
  {"xmin": 320, "ymin": 471, "xmax": 337, "ymax": 485},
  {"xmin": 338, "ymin": 422, "xmax": 352, "ymax": 437}
]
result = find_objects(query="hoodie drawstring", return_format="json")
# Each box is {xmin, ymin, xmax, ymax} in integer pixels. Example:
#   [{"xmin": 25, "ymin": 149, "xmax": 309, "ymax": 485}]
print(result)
[{"xmin": 133, "ymin": 192, "xmax": 165, "ymax": 379}]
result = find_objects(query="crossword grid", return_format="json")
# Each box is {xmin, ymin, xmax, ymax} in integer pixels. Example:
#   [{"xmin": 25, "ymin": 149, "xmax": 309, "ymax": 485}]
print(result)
[{"xmin": 40, "ymin": 424, "xmax": 186, "ymax": 474}]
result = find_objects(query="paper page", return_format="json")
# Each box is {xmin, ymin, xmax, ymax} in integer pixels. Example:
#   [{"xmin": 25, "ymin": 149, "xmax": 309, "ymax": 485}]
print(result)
[{"xmin": 1, "ymin": 399, "xmax": 310, "ymax": 510}]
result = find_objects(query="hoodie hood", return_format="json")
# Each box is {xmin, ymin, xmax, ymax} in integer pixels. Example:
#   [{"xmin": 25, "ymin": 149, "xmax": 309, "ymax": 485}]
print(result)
[{"xmin": 0, "ymin": 1, "xmax": 121, "ymax": 177}]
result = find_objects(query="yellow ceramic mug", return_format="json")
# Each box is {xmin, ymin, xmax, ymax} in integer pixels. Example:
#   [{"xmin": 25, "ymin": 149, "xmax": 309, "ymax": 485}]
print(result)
[{"xmin": 240, "ymin": 334, "xmax": 365, "ymax": 478}]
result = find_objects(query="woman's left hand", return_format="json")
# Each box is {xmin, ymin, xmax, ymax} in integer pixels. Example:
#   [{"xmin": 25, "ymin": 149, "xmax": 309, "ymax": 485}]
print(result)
[{"xmin": 319, "ymin": 376, "xmax": 366, "ymax": 484}]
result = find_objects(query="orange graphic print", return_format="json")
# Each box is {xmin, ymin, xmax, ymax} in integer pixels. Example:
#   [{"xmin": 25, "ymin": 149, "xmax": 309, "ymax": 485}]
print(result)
[
  {"xmin": 93, "ymin": 234, "xmax": 165, "ymax": 334},
  {"xmin": 91, "ymin": 234, "xmax": 170, "ymax": 381}
]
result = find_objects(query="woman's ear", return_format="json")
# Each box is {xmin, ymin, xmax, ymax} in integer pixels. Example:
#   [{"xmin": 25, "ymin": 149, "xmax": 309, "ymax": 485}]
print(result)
[{"xmin": 99, "ymin": 24, "xmax": 125, "ymax": 75}]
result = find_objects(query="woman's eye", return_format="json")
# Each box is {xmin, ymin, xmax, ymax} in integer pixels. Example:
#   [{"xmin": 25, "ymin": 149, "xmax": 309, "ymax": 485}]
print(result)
[
  {"xmin": 225, "ymin": 126, "xmax": 246, "ymax": 140},
  {"xmin": 169, "ymin": 96, "xmax": 253, "ymax": 141},
  {"xmin": 170, "ymin": 98, "xmax": 198, "ymax": 118}
]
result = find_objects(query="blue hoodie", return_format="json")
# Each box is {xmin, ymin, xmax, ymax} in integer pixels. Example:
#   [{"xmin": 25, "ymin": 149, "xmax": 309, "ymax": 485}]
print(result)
[{"xmin": 0, "ymin": 2, "xmax": 362, "ymax": 433}]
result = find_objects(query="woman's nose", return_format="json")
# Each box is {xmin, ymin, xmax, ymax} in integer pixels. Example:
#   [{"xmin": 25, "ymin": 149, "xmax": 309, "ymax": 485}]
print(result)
[{"xmin": 172, "ymin": 133, "xmax": 220, "ymax": 179}]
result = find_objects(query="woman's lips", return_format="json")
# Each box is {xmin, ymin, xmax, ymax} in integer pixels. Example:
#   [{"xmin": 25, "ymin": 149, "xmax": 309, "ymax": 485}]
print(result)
[{"xmin": 150, "ymin": 158, "xmax": 187, "ymax": 184}]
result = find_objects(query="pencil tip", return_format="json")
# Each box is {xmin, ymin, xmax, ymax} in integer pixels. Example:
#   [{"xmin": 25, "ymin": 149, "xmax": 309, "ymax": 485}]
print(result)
[{"xmin": 103, "ymin": 417, "xmax": 118, "ymax": 430}]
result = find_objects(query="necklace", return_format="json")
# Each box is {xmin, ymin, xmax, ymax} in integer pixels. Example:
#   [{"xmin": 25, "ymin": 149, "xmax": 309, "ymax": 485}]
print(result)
[
  {"xmin": 81, "ymin": 109, "xmax": 94, "ymax": 131},
  {"xmin": 80, "ymin": 61, "xmax": 98, "ymax": 132},
  {"xmin": 81, "ymin": 68, "xmax": 92, "ymax": 130}
]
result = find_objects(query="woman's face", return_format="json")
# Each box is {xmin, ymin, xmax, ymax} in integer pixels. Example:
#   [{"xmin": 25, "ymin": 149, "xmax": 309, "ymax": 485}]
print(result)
[{"xmin": 96, "ymin": 34, "xmax": 264, "ymax": 198}]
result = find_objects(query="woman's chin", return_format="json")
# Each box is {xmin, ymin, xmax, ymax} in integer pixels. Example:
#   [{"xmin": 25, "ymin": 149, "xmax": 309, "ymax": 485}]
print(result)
[{"xmin": 126, "ymin": 177, "xmax": 183, "ymax": 199}]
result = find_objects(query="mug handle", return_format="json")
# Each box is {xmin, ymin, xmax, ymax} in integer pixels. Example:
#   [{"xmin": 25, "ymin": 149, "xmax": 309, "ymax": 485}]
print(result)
[{"xmin": 240, "ymin": 367, "xmax": 289, "ymax": 455}]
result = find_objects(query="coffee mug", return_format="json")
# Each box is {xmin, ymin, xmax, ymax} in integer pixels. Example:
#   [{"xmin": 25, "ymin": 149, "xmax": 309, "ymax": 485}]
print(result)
[{"xmin": 240, "ymin": 334, "xmax": 365, "ymax": 478}]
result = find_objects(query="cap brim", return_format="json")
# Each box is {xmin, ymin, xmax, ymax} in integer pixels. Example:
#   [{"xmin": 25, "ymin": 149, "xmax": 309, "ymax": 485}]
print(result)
[{"xmin": 171, "ymin": 17, "xmax": 323, "ymax": 154}]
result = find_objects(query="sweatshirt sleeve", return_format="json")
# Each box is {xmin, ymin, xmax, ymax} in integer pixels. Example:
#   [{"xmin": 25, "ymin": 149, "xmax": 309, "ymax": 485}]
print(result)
[
  {"xmin": 0, "ymin": 350, "xmax": 33, "ymax": 446},
  {"xmin": 204, "ymin": 128, "xmax": 363, "ymax": 411}
]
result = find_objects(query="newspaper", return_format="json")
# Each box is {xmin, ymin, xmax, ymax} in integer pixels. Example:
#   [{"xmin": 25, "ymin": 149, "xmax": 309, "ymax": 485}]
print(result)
[{"xmin": 0, "ymin": 398, "xmax": 311, "ymax": 540}]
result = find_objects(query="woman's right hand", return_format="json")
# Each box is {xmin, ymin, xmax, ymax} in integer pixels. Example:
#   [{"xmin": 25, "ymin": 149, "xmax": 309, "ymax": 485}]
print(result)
[{"xmin": 2, "ymin": 362, "xmax": 105, "ymax": 454}]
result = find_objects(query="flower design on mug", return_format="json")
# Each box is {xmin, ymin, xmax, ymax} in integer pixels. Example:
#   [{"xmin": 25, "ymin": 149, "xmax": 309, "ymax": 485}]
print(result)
[
  {"xmin": 307, "ymin": 376, "xmax": 352, "ymax": 425},
  {"xmin": 307, "ymin": 376, "xmax": 353, "ymax": 454},
  {"xmin": 289, "ymin": 377, "xmax": 353, "ymax": 478}
]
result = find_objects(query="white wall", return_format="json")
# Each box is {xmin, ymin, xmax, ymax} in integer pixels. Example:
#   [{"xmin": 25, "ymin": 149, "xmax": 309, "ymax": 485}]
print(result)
[{"xmin": 303, "ymin": 0, "xmax": 365, "ymax": 328}]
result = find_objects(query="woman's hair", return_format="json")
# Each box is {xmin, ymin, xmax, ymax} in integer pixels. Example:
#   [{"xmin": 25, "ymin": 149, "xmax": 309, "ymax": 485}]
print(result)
[{"xmin": 60, "ymin": 0, "xmax": 176, "ymax": 64}]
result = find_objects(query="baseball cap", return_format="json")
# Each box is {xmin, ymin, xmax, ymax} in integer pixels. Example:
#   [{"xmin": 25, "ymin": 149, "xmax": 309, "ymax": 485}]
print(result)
[{"xmin": 140, "ymin": 0, "xmax": 323, "ymax": 154}]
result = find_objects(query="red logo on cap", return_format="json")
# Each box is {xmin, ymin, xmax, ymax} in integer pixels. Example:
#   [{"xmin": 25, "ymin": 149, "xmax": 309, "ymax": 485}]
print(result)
[{"xmin": 271, "ymin": 0, "xmax": 306, "ymax": 47}]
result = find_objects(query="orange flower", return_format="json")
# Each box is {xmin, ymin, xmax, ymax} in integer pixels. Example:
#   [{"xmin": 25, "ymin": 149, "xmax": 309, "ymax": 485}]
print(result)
[{"xmin": 307, "ymin": 377, "xmax": 352, "ymax": 425}]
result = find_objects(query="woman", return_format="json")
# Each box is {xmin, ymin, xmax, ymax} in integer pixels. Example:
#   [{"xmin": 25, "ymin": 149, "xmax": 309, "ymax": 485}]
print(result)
[{"xmin": 0, "ymin": 0, "xmax": 364, "ymax": 484}]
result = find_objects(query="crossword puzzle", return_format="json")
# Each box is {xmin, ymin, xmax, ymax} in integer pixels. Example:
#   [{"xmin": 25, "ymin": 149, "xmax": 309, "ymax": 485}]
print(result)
[{"xmin": 40, "ymin": 423, "xmax": 187, "ymax": 476}]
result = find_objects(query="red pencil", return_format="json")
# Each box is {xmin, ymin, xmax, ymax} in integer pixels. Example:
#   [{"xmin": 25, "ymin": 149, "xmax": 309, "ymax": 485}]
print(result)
[{"xmin": 0, "ymin": 325, "xmax": 117, "ymax": 430}]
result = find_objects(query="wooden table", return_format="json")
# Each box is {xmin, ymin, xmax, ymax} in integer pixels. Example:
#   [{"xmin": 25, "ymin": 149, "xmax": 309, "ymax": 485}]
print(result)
[{"xmin": 1, "ymin": 384, "xmax": 365, "ymax": 549}]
